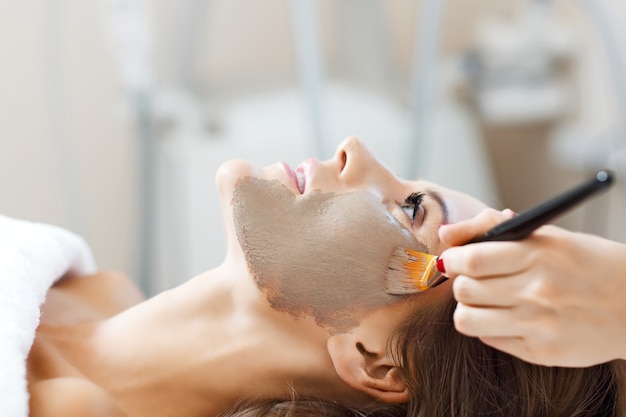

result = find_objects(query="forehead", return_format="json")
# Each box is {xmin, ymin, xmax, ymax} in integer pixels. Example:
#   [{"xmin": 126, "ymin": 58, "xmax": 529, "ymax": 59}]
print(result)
[{"xmin": 407, "ymin": 179, "xmax": 489, "ymax": 224}]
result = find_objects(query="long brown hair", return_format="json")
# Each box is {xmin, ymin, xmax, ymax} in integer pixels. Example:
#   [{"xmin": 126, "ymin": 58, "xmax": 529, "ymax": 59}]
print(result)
[
  {"xmin": 395, "ymin": 296, "xmax": 626, "ymax": 416},
  {"xmin": 222, "ymin": 295, "xmax": 626, "ymax": 417}
]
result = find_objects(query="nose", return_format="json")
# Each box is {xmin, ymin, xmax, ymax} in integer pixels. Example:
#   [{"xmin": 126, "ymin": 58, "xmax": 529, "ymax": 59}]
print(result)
[{"xmin": 334, "ymin": 136, "xmax": 398, "ymax": 188}]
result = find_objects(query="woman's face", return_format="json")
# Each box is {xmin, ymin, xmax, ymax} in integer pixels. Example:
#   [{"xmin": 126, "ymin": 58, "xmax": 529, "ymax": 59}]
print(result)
[{"xmin": 216, "ymin": 137, "xmax": 487, "ymax": 332}]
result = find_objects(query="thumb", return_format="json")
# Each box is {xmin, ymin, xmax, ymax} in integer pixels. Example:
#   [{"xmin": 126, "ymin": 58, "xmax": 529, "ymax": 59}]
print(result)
[{"xmin": 439, "ymin": 208, "xmax": 515, "ymax": 246}]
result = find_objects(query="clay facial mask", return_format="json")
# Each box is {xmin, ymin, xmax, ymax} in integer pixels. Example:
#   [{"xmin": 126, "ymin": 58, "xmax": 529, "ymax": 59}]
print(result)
[{"xmin": 232, "ymin": 177, "xmax": 424, "ymax": 332}]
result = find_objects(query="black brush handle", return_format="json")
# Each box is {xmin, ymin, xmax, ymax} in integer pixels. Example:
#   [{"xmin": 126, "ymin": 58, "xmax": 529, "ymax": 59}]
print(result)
[{"xmin": 466, "ymin": 170, "xmax": 614, "ymax": 244}]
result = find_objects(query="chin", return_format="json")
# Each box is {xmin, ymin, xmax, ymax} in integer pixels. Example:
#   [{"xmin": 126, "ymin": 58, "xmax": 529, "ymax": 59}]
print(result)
[
  {"xmin": 214, "ymin": 159, "xmax": 260, "ymax": 256},
  {"xmin": 215, "ymin": 159, "xmax": 263, "ymax": 203},
  {"xmin": 216, "ymin": 158, "xmax": 301, "ymax": 203}
]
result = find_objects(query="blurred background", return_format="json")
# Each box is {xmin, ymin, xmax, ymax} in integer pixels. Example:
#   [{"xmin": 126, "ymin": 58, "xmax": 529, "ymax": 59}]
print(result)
[{"xmin": 1, "ymin": 0, "xmax": 624, "ymax": 294}]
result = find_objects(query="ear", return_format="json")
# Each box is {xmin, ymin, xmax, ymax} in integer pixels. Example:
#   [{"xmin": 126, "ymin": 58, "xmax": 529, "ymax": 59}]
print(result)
[{"xmin": 327, "ymin": 333, "xmax": 409, "ymax": 404}]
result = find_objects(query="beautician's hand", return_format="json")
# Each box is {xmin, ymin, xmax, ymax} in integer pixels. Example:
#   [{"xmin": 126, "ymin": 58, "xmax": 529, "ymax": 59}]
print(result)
[{"xmin": 438, "ymin": 208, "xmax": 626, "ymax": 367}]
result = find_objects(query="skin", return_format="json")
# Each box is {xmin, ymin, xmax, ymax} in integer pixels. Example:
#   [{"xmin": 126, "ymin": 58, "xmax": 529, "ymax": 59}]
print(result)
[
  {"xmin": 232, "ymin": 177, "xmax": 424, "ymax": 333},
  {"xmin": 439, "ymin": 209, "xmax": 626, "ymax": 367},
  {"xmin": 26, "ymin": 136, "xmax": 488, "ymax": 417}
]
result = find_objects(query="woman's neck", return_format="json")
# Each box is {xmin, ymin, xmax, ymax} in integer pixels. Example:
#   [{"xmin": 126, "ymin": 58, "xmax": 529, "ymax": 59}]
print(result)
[{"xmin": 59, "ymin": 263, "xmax": 357, "ymax": 417}]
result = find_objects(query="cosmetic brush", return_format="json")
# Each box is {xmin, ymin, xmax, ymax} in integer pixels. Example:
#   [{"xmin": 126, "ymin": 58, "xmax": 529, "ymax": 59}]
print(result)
[{"xmin": 385, "ymin": 170, "xmax": 614, "ymax": 295}]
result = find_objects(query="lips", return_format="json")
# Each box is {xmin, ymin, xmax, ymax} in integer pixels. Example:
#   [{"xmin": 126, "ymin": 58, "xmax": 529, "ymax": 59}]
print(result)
[
  {"xmin": 280, "ymin": 162, "xmax": 302, "ymax": 194},
  {"xmin": 280, "ymin": 158, "xmax": 318, "ymax": 195},
  {"xmin": 295, "ymin": 158, "xmax": 318, "ymax": 194},
  {"xmin": 295, "ymin": 170, "xmax": 305, "ymax": 194}
]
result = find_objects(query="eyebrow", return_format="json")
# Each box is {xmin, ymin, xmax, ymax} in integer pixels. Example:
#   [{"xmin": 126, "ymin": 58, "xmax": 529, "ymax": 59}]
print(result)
[{"xmin": 426, "ymin": 188, "xmax": 449, "ymax": 225}]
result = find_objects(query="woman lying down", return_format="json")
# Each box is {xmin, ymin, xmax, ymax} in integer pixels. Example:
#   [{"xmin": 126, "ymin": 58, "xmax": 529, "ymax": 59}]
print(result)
[{"xmin": 26, "ymin": 137, "xmax": 626, "ymax": 417}]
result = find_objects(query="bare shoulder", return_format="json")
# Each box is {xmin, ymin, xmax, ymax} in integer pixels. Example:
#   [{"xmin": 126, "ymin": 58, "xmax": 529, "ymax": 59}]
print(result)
[
  {"xmin": 29, "ymin": 377, "xmax": 128, "ymax": 417},
  {"xmin": 41, "ymin": 271, "xmax": 145, "ymax": 324}
]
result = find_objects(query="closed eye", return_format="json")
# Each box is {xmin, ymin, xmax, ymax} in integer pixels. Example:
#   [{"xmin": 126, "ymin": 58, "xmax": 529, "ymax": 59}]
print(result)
[{"xmin": 400, "ymin": 192, "xmax": 425, "ymax": 224}]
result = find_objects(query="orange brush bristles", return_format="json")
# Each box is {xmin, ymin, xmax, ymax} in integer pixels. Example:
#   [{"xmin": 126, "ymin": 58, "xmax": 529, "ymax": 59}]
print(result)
[{"xmin": 385, "ymin": 247, "xmax": 440, "ymax": 295}]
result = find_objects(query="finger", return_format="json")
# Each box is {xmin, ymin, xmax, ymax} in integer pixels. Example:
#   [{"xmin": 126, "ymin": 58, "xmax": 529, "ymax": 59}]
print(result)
[
  {"xmin": 453, "ymin": 303, "xmax": 522, "ymax": 338},
  {"xmin": 439, "ymin": 241, "xmax": 531, "ymax": 279},
  {"xmin": 452, "ymin": 274, "xmax": 525, "ymax": 307},
  {"xmin": 478, "ymin": 336, "xmax": 534, "ymax": 362},
  {"xmin": 439, "ymin": 208, "xmax": 515, "ymax": 246},
  {"xmin": 479, "ymin": 336, "xmax": 548, "ymax": 365}
]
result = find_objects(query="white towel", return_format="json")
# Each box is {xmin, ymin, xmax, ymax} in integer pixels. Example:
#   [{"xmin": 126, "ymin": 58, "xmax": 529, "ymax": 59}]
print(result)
[{"xmin": 0, "ymin": 215, "xmax": 96, "ymax": 417}]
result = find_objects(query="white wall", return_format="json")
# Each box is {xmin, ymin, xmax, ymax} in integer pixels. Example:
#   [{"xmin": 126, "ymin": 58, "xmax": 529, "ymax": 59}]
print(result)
[
  {"xmin": 0, "ymin": 0, "xmax": 623, "ymax": 292},
  {"xmin": 0, "ymin": 2, "xmax": 138, "ymax": 275}
]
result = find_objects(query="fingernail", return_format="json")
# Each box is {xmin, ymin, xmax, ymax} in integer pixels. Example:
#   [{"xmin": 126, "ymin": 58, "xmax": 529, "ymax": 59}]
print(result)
[
  {"xmin": 504, "ymin": 208, "xmax": 517, "ymax": 217},
  {"xmin": 436, "ymin": 257, "xmax": 446, "ymax": 273}
]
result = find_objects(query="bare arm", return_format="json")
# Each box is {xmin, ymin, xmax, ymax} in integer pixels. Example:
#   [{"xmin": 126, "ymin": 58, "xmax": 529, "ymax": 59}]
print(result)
[
  {"xmin": 40, "ymin": 271, "xmax": 145, "ymax": 325},
  {"xmin": 30, "ymin": 378, "xmax": 128, "ymax": 417}
]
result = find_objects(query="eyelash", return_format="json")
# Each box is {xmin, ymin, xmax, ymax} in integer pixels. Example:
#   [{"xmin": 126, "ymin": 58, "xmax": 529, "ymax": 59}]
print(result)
[{"xmin": 401, "ymin": 192, "xmax": 425, "ymax": 223}]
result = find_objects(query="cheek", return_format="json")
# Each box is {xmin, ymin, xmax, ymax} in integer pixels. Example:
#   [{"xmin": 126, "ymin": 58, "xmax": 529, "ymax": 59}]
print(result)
[{"xmin": 233, "ymin": 180, "xmax": 424, "ymax": 333}]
